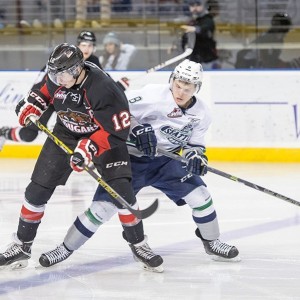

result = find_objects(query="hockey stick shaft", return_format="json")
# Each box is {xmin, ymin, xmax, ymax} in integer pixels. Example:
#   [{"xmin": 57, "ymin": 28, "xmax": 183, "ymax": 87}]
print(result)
[
  {"xmin": 30, "ymin": 117, "xmax": 158, "ymax": 219},
  {"xmin": 145, "ymin": 32, "xmax": 195, "ymax": 73},
  {"xmin": 145, "ymin": 47, "xmax": 193, "ymax": 73},
  {"xmin": 156, "ymin": 148, "xmax": 300, "ymax": 207}
]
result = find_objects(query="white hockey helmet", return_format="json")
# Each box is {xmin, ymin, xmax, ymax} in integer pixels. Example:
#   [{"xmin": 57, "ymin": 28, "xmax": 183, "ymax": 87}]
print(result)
[{"xmin": 170, "ymin": 59, "xmax": 203, "ymax": 93}]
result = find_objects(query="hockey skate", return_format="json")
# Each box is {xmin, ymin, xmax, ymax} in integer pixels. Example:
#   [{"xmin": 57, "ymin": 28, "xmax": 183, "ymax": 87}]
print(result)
[
  {"xmin": 123, "ymin": 233, "xmax": 164, "ymax": 273},
  {"xmin": 196, "ymin": 228, "xmax": 240, "ymax": 262},
  {"xmin": 39, "ymin": 243, "xmax": 73, "ymax": 267},
  {"xmin": 0, "ymin": 233, "xmax": 32, "ymax": 269}
]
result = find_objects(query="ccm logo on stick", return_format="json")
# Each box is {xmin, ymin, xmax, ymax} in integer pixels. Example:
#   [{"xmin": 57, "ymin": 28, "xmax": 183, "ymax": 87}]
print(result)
[{"xmin": 106, "ymin": 161, "xmax": 128, "ymax": 168}]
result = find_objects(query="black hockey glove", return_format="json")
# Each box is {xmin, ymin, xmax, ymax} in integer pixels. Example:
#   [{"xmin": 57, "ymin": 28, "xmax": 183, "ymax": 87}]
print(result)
[
  {"xmin": 70, "ymin": 139, "xmax": 98, "ymax": 172},
  {"xmin": 182, "ymin": 147, "xmax": 208, "ymax": 176},
  {"xmin": 15, "ymin": 90, "xmax": 49, "ymax": 126},
  {"xmin": 131, "ymin": 124, "xmax": 157, "ymax": 159}
]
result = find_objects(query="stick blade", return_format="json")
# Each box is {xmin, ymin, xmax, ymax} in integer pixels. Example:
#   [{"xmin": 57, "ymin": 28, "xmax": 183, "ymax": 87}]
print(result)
[{"xmin": 135, "ymin": 198, "xmax": 159, "ymax": 219}]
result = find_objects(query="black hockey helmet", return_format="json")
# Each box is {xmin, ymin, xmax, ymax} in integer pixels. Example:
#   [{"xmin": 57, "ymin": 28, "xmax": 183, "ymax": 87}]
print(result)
[
  {"xmin": 47, "ymin": 43, "xmax": 84, "ymax": 75},
  {"xmin": 47, "ymin": 43, "xmax": 84, "ymax": 85},
  {"xmin": 77, "ymin": 30, "xmax": 96, "ymax": 46},
  {"xmin": 271, "ymin": 13, "xmax": 292, "ymax": 33}
]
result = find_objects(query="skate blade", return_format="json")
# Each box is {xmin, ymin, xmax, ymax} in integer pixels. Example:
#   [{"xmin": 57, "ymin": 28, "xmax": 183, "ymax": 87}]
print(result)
[
  {"xmin": 140, "ymin": 263, "xmax": 164, "ymax": 273},
  {"xmin": 133, "ymin": 256, "xmax": 164, "ymax": 273},
  {"xmin": 210, "ymin": 255, "xmax": 241, "ymax": 262},
  {"xmin": 0, "ymin": 260, "xmax": 29, "ymax": 270}
]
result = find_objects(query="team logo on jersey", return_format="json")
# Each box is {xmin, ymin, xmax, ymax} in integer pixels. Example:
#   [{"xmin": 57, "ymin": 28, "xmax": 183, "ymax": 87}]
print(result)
[
  {"xmin": 54, "ymin": 91, "xmax": 82, "ymax": 105},
  {"xmin": 160, "ymin": 122, "xmax": 195, "ymax": 146},
  {"xmin": 167, "ymin": 107, "xmax": 183, "ymax": 118},
  {"xmin": 57, "ymin": 109, "xmax": 98, "ymax": 133},
  {"xmin": 54, "ymin": 90, "xmax": 68, "ymax": 101}
]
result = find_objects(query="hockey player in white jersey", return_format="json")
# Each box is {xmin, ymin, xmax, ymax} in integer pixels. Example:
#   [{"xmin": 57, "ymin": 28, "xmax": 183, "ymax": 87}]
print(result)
[{"xmin": 39, "ymin": 59, "xmax": 240, "ymax": 271}]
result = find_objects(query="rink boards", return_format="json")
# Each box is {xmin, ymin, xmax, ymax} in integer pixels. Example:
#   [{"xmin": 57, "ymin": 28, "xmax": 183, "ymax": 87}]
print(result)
[{"xmin": 1, "ymin": 70, "xmax": 300, "ymax": 161}]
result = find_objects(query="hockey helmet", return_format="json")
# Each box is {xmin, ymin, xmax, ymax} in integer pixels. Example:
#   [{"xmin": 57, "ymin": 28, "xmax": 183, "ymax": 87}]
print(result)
[
  {"xmin": 47, "ymin": 43, "xmax": 84, "ymax": 85},
  {"xmin": 170, "ymin": 59, "xmax": 203, "ymax": 93},
  {"xmin": 77, "ymin": 30, "xmax": 97, "ymax": 46},
  {"xmin": 103, "ymin": 32, "xmax": 121, "ymax": 47},
  {"xmin": 271, "ymin": 13, "xmax": 292, "ymax": 33}
]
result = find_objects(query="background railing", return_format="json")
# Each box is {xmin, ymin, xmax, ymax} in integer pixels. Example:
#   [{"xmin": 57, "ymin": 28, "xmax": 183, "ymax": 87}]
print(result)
[{"xmin": 0, "ymin": 0, "xmax": 299, "ymax": 70}]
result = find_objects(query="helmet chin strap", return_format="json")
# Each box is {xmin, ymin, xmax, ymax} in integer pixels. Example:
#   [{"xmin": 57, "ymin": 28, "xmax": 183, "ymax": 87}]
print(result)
[{"xmin": 73, "ymin": 67, "xmax": 84, "ymax": 85}]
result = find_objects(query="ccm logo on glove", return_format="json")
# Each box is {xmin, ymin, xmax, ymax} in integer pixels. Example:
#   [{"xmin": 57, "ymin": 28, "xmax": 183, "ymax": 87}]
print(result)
[
  {"xmin": 15, "ymin": 91, "xmax": 49, "ymax": 126},
  {"xmin": 131, "ymin": 124, "xmax": 157, "ymax": 159},
  {"xmin": 70, "ymin": 139, "xmax": 98, "ymax": 172}
]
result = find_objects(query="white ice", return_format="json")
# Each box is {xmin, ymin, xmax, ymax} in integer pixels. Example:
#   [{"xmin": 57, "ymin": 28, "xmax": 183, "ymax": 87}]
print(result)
[{"xmin": 0, "ymin": 159, "xmax": 300, "ymax": 300}]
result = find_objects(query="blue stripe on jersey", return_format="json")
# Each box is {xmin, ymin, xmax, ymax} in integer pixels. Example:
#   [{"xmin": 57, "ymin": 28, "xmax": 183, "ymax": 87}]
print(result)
[
  {"xmin": 193, "ymin": 211, "xmax": 217, "ymax": 224},
  {"xmin": 74, "ymin": 217, "xmax": 94, "ymax": 238}
]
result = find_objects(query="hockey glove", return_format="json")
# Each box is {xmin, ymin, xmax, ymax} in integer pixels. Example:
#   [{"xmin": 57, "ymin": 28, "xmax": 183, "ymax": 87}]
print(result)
[
  {"xmin": 131, "ymin": 124, "xmax": 157, "ymax": 159},
  {"xmin": 15, "ymin": 90, "xmax": 49, "ymax": 126},
  {"xmin": 182, "ymin": 147, "xmax": 208, "ymax": 176},
  {"xmin": 70, "ymin": 139, "xmax": 98, "ymax": 172}
]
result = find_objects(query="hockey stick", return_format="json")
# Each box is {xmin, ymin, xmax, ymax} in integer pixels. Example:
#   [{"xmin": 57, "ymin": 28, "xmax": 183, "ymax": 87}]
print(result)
[
  {"xmin": 156, "ymin": 147, "xmax": 300, "ymax": 207},
  {"xmin": 29, "ymin": 117, "xmax": 159, "ymax": 219},
  {"xmin": 145, "ymin": 32, "xmax": 195, "ymax": 73},
  {"xmin": 145, "ymin": 47, "xmax": 193, "ymax": 73}
]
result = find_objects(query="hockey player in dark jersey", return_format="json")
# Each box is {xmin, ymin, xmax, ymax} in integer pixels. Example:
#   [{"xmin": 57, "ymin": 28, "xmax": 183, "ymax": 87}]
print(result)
[
  {"xmin": 0, "ymin": 43, "xmax": 162, "ymax": 271},
  {"xmin": 0, "ymin": 30, "xmax": 128, "ymax": 149}
]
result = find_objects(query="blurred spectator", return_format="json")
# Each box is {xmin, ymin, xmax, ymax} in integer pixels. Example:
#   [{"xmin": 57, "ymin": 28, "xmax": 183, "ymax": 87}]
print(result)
[
  {"xmin": 74, "ymin": 0, "xmax": 111, "ymax": 28},
  {"xmin": 20, "ymin": 0, "xmax": 64, "ymax": 29},
  {"xmin": 235, "ymin": 13, "xmax": 300, "ymax": 69},
  {"xmin": 99, "ymin": 32, "xmax": 136, "ymax": 70},
  {"xmin": 170, "ymin": 0, "xmax": 220, "ymax": 70}
]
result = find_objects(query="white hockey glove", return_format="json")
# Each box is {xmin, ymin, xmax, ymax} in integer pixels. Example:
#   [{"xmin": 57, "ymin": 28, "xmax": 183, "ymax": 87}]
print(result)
[
  {"xmin": 70, "ymin": 139, "xmax": 98, "ymax": 172},
  {"xmin": 182, "ymin": 147, "xmax": 208, "ymax": 176},
  {"xmin": 15, "ymin": 90, "xmax": 49, "ymax": 127},
  {"xmin": 130, "ymin": 123, "xmax": 157, "ymax": 159}
]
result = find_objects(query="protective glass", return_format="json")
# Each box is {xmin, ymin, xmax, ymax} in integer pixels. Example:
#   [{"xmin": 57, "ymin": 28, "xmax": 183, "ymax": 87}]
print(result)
[{"xmin": 189, "ymin": 1, "xmax": 202, "ymax": 6}]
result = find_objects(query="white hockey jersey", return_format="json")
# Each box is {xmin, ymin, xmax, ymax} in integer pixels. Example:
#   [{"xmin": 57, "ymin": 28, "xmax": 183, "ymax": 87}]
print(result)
[{"xmin": 126, "ymin": 84, "xmax": 212, "ymax": 152}]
